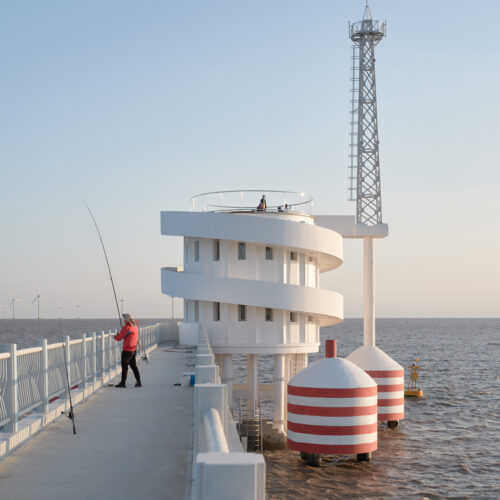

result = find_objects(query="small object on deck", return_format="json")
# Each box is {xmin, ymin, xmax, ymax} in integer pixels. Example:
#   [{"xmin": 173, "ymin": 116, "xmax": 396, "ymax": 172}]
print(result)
[{"xmin": 404, "ymin": 358, "xmax": 424, "ymax": 398}]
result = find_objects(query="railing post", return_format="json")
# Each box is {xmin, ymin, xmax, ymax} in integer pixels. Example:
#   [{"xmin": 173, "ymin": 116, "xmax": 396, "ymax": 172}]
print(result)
[
  {"xmin": 65, "ymin": 335, "xmax": 71, "ymax": 390},
  {"xmin": 106, "ymin": 330, "xmax": 112, "ymax": 373},
  {"xmin": 36, "ymin": 339, "xmax": 49, "ymax": 414},
  {"xmin": 1, "ymin": 344, "xmax": 18, "ymax": 433},
  {"xmin": 100, "ymin": 332, "xmax": 105, "ymax": 380},
  {"xmin": 79, "ymin": 333, "xmax": 87, "ymax": 388},
  {"xmin": 91, "ymin": 332, "xmax": 97, "ymax": 384}
]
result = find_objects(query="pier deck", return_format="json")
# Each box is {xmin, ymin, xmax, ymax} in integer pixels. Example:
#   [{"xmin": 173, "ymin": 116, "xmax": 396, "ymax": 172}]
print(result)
[{"xmin": 0, "ymin": 345, "xmax": 193, "ymax": 500}]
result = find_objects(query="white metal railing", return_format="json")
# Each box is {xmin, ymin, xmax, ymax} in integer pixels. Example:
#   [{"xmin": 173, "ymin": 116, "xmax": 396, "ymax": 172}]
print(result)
[
  {"xmin": 0, "ymin": 324, "xmax": 160, "ymax": 434},
  {"xmin": 190, "ymin": 189, "xmax": 314, "ymax": 216}
]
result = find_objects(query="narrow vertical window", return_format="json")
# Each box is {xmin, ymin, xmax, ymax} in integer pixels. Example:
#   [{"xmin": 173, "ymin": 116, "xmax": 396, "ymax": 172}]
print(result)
[
  {"xmin": 265, "ymin": 308, "xmax": 273, "ymax": 322},
  {"xmin": 290, "ymin": 251, "xmax": 297, "ymax": 261},
  {"xmin": 238, "ymin": 242, "xmax": 246, "ymax": 260},
  {"xmin": 238, "ymin": 305, "xmax": 247, "ymax": 321},
  {"xmin": 213, "ymin": 239, "xmax": 220, "ymax": 261},
  {"xmin": 194, "ymin": 301, "xmax": 199, "ymax": 322},
  {"xmin": 265, "ymin": 246, "xmax": 273, "ymax": 260},
  {"xmin": 290, "ymin": 311, "xmax": 297, "ymax": 322},
  {"xmin": 213, "ymin": 302, "xmax": 220, "ymax": 321},
  {"xmin": 194, "ymin": 240, "xmax": 200, "ymax": 262}
]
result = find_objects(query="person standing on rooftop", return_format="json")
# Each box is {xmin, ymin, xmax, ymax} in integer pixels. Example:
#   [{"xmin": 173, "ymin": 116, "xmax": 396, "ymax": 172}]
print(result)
[
  {"xmin": 114, "ymin": 313, "xmax": 142, "ymax": 387},
  {"xmin": 257, "ymin": 194, "xmax": 267, "ymax": 211}
]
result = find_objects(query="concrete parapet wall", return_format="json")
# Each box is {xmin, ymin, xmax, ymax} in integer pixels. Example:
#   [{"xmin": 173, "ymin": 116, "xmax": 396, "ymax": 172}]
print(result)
[
  {"xmin": 157, "ymin": 319, "xmax": 181, "ymax": 344},
  {"xmin": 191, "ymin": 331, "xmax": 265, "ymax": 500}
]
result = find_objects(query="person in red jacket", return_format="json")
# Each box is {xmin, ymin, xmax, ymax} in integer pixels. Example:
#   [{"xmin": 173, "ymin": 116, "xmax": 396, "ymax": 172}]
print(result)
[{"xmin": 114, "ymin": 313, "xmax": 142, "ymax": 387}]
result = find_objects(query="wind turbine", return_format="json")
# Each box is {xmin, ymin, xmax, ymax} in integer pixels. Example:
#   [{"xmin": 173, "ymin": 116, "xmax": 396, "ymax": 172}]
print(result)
[
  {"xmin": 10, "ymin": 298, "xmax": 19, "ymax": 319},
  {"xmin": 32, "ymin": 290, "xmax": 45, "ymax": 320}
]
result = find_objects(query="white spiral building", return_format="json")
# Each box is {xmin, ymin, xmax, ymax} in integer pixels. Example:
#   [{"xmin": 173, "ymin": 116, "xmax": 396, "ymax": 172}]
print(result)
[{"xmin": 161, "ymin": 190, "xmax": 345, "ymax": 433}]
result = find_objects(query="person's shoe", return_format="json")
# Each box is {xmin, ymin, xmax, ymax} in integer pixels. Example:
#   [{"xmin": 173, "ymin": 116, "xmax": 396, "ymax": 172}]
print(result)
[
  {"xmin": 115, "ymin": 382, "xmax": 126, "ymax": 388},
  {"xmin": 135, "ymin": 381, "xmax": 142, "ymax": 387}
]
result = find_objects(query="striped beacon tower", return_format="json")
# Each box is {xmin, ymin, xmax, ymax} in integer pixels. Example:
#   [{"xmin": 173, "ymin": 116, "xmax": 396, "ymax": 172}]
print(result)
[
  {"xmin": 345, "ymin": 4, "xmax": 404, "ymax": 428},
  {"xmin": 287, "ymin": 339, "xmax": 378, "ymax": 465}
]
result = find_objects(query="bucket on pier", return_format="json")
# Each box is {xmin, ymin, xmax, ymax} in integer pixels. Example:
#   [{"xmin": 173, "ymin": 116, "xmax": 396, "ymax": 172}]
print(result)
[
  {"xmin": 287, "ymin": 340, "xmax": 378, "ymax": 465},
  {"xmin": 180, "ymin": 372, "xmax": 195, "ymax": 387}
]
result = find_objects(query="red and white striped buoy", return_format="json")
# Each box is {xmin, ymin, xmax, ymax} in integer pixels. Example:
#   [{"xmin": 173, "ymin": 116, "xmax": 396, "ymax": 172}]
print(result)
[
  {"xmin": 287, "ymin": 340, "xmax": 378, "ymax": 458},
  {"xmin": 347, "ymin": 345, "xmax": 404, "ymax": 425}
]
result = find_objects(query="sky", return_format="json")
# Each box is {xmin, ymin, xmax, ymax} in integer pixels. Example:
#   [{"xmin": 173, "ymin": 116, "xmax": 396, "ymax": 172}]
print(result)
[{"xmin": 0, "ymin": 0, "xmax": 499, "ymax": 319}]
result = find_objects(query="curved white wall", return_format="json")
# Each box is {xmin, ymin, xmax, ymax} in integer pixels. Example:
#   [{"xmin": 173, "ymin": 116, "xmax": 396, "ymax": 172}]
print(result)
[{"xmin": 161, "ymin": 211, "xmax": 344, "ymax": 354}]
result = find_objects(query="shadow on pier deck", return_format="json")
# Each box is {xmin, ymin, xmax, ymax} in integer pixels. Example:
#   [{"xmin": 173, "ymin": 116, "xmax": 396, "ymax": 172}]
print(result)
[{"xmin": 0, "ymin": 345, "xmax": 193, "ymax": 500}]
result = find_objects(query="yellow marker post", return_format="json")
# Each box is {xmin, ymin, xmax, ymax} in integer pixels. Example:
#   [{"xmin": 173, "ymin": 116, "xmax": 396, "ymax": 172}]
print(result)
[{"xmin": 404, "ymin": 358, "xmax": 424, "ymax": 398}]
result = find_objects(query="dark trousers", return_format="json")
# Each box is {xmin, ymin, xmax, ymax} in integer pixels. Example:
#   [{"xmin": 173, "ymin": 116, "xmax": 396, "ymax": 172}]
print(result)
[{"xmin": 120, "ymin": 350, "xmax": 140, "ymax": 384}]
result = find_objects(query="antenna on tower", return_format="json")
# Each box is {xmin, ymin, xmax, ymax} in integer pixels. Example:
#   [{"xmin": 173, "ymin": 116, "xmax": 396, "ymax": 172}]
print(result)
[{"xmin": 348, "ymin": 4, "xmax": 386, "ymax": 225}]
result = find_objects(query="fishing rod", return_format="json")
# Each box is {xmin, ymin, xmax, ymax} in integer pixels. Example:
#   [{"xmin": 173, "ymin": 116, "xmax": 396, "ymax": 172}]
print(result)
[
  {"xmin": 84, "ymin": 201, "xmax": 148, "ymax": 363},
  {"xmin": 60, "ymin": 321, "xmax": 76, "ymax": 434}
]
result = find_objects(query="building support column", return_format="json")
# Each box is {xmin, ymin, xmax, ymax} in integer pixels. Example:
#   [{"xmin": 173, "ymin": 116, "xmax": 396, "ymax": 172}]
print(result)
[
  {"xmin": 363, "ymin": 236, "xmax": 376, "ymax": 347},
  {"xmin": 296, "ymin": 353, "xmax": 308, "ymax": 373},
  {"xmin": 215, "ymin": 353, "xmax": 223, "ymax": 372},
  {"xmin": 246, "ymin": 354, "xmax": 258, "ymax": 415},
  {"xmin": 222, "ymin": 354, "xmax": 233, "ymax": 409},
  {"xmin": 273, "ymin": 354, "xmax": 285, "ymax": 433}
]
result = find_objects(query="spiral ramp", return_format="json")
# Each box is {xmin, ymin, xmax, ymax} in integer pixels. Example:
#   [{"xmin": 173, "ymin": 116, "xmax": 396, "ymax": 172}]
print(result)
[{"xmin": 161, "ymin": 211, "xmax": 344, "ymax": 354}]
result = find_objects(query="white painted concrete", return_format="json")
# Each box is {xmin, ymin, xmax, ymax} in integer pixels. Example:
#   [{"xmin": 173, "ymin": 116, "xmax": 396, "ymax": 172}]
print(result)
[
  {"xmin": 273, "ymin": 354, "xmax": 285, "ymax": 432},
  {"xmin": 161, "ymin": 211, "xmax": 343, "ymax": 271},
  {"xmin": 195, "ymin": 452, "xmax": 265, "ymax": 500},
  {"xmin": 364, "ymin": 236, "xmax": 376, "ymax": 347}
]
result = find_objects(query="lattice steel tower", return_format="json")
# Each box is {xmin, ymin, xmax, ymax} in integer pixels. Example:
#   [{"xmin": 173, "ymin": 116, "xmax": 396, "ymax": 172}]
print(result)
[{"xmin": 348, "ymin": 4, "xmax": 386, "ymax": 225}]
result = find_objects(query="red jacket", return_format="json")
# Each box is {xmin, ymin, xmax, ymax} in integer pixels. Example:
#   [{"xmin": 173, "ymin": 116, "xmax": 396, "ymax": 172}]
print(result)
[{"xmin": 114, "ymin": 324, "xmax": 139, "ymax": 352}]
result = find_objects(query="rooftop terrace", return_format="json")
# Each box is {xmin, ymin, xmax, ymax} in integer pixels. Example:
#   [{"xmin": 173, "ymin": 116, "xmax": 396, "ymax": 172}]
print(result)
[{"xmin": 190, "ymin": 190, "xmax": 314, "ymax": 216}]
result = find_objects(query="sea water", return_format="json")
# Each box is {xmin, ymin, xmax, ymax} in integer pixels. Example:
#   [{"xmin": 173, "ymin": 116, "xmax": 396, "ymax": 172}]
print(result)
[
  {"xmin": 1, "ymin": 318, "xmax": 498, "ymax": 498},
  {"xmin": 264, "ymin": 318, "xmax": 500, "ymax": 499}
]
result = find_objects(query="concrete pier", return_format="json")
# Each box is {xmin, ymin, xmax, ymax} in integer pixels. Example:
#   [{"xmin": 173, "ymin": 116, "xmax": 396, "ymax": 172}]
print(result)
[{"xmin": 0, "ymin": 345, "xmax": 194, "ymax": 500}]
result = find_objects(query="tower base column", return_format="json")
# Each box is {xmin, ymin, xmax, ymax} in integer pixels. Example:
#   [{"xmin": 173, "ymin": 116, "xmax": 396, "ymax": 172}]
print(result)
[
  {"xmin": 273, "ymin": 354, "xmax": 285, "ymax": 433},
  {"xmin": 222, "ymin": 354, "xmax": 233, "ymax": 409}
]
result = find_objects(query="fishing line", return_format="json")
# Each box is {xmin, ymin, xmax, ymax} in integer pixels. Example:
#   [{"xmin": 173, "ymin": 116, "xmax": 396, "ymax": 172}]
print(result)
[
  {"xmin": 60, "ymin": 320, "xmax": 76, "ymax": 434},
  {"xmin": 84, "ymin": 201, "xmax": 148, "ymax": 363}
]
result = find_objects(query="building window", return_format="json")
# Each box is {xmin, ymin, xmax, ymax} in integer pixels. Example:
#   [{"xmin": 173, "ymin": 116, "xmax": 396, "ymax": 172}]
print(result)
[
  {"xmin": 213, "ymin": 239, "xmax": 220, "ymax": 261},
  {"xmin": 265, "ymin": 246, "xmax": 273, "ymax": 260},
  {"xmin": 238, "ymin": 242, "xmax": 246, "ymax": 260},
  {"xmin": 194, "ymin": 240, "xmax": 200, "ymax": 262},
  {"xmin": 194, "ymin": 301, "xmax": 199, "ymax": 322},
  {"xmin": 290, "ymin": 251, "xmax": 297, "ymax": 261},
  {"xmin": 265, "ymin": 308, "xmax": 273, "ymax": 322},
  {"xmin": 238, "ymin": 305, "xmax": 246, "ymax": 321},
  {"xmin": 308, "ymin": 315, "xmax": 314, "ymax": 322},
  {"xmin": 290, "ymin": 311, "xmax": 297, "ymax": 322},
  {"xmin": 213, "ymin": 302, "xmax": 220, "ymax": 321},
  {"xmin": 308, "ymin": 256, "xmax": 313, "ymax": 263}
]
